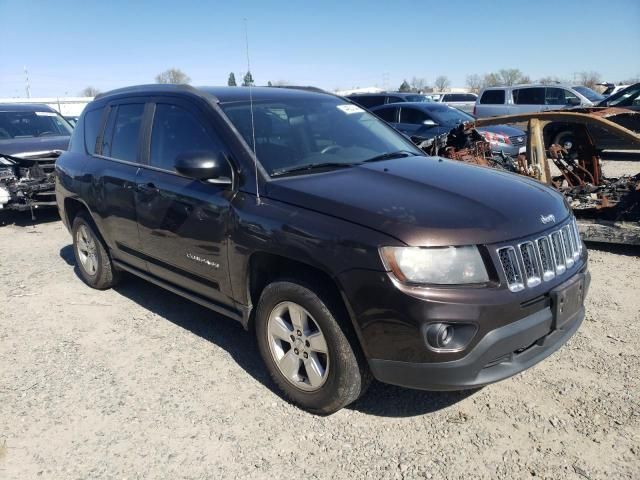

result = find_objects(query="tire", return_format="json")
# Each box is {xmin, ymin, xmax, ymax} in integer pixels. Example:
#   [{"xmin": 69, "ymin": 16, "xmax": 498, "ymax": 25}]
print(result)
[
  {"xmin": 553, "ymin": 130, "xmax": 576, "ymax": 154},
  {"xmin": 71, "ymin": 212, "xmax": 120, "ymax": 290},
  {"xmin": 255, "ymin": 280, "xmax": 370, "ymax": 414}
]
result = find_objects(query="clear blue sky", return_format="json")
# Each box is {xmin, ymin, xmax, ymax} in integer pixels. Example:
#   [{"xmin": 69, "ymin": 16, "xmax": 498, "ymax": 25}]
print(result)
[{"xmin": 1, "ymin": 0, "xmax": 639, "ymax": 97}]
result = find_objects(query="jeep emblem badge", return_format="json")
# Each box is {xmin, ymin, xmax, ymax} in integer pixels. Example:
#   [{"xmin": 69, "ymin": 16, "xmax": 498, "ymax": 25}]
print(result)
[{"xmin": 540, "ymin": 214, "xmax": 556, "ymax": 224}]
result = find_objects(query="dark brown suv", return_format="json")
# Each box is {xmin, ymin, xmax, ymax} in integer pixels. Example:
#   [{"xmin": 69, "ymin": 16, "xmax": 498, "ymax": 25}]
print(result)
[{"xmin": 56, "ymin": 85, "xmax": 590, "ymax": 414}]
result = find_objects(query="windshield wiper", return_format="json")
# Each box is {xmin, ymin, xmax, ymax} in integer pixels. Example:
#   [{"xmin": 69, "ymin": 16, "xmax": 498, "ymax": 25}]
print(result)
[
  {"xmin": 271, "ymin": 162, "xmax": 355, "ymax": 177},
  {"xmin": 360, "ymin": 150, "xmax": 417, "ymax": 163}
]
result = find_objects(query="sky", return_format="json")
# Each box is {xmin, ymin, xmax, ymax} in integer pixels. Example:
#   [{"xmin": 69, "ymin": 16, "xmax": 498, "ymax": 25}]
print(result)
[{"xmin": 1, "ymin": 0, "xmax": 639, "ymax": 98}]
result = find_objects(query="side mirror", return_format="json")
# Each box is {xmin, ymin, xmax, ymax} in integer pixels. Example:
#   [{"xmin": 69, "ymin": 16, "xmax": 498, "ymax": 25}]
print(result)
[
  {"xmin": 175, "ymin": 151, "xmax": 232, "ymax": 184},
  {"xmin": 567, "ymin": 97, "xmax": 581, "ymax": 106},
  {"xmin": 422, "ymin": 119, "xmax": 437, "ymax": 126}
]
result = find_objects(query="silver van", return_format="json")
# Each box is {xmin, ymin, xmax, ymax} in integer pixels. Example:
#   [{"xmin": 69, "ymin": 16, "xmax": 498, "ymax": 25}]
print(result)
[{"xmin": 474, "ymin": 85, "xmax": 594, "ymax": 118}]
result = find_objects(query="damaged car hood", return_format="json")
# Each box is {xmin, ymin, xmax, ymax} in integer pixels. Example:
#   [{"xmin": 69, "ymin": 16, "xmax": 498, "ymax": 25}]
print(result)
[
  {"xmin": 0, "ymin": 136, "xmax": 69, "ymax": 157},
  {"xmin": 266, "ymin": 156, "xmax": 569, "ymax": 246}
]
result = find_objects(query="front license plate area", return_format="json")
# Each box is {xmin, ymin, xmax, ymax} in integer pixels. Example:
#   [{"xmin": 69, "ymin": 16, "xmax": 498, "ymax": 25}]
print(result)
[{"xmin": 551, "ymin": 274, "xmax": 585, "ymax": 329}]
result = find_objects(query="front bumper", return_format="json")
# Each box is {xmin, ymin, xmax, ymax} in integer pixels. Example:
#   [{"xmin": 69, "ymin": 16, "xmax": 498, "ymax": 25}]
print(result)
[
  {"xmin": 368, "ymin": 273, "xmax": 587, "ymax": 390},
  {"xmin": 337, "ymin": 251, "xmax": 589, "ymax": 391}
]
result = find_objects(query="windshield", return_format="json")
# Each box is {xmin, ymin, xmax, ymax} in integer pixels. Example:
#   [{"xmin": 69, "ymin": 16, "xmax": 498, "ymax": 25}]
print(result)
[
  {"xmin": 572, "ymin": 86, "xmax": 604, "ymax": 102},
  {"xmin": 0, "ymin": 110, "xmax": 73, "ymax": 139},
  {"xmin": 429, "ymin": 107, "xmax": 475, "ymax": 125},
  {"xmin": 221, "ymin": 97, "xmax": 423, "ymax": 176}
]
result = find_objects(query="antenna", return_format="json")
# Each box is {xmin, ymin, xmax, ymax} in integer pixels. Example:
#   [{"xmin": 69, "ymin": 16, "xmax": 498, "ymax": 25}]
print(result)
[
  {"xmin": 244, "ymin": 18, "xmax": 260, "ymax": 204},
  {"xmin": 24, "ymin": 66, "xmax": 31, "ymax": 98}
]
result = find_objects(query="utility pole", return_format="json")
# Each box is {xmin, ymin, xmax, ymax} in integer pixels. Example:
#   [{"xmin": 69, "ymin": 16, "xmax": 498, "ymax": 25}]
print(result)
[{"xmin": 24, "ymin": 66, "xmax": 31, "ymax": 98}]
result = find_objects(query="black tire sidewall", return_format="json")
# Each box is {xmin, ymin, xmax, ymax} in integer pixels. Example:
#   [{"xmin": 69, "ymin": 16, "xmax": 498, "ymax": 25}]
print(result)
[
  {"xmin": 72, "ymin": 214, "xmax": 105, "ymax": 287},
  {"xmin": 255, "ymin": 281, "xmax": 362, "ymax": 414}
]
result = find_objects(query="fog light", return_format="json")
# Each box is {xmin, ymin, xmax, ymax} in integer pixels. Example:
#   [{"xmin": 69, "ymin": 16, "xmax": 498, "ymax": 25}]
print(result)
[
  {"xmin": 427, "ymin": 323, "xmax": 454, "ymax": 349},
  {"xmin": 424, "ymin": 322, "xmax": 477, "ymax": 352}
]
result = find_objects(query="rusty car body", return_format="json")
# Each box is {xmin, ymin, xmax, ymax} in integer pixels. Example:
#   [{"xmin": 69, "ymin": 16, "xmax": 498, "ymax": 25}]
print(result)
[{"xmin": 417, "ymin": 108, "xmax": 640, "ymax": 245}]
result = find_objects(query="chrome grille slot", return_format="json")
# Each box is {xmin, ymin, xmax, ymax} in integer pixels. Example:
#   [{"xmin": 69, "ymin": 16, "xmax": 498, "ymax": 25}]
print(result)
[
  {"xmin": 497, "ymin": 220, "xmax": 582, "ymax": 292},
  {"xmin": 550, "ymin": 231, "xmax": 566, "ymax": 274},
  {"xmin": 498, "ymin": 246, "xmax": 524, "ymax": 292},
  {"xmin": 561, "ymin": 226, "xmax": 575, "ymax": 268},
  {"xmin": 572, "ymin": 219, "xmax": 582, "ymax": 257},
  {"xmin": 518, "ymin": 242, "xmax": 541, "ymax": 287},
  {"xmin": 536, "ymin": 236, "xmax": 556, "ymax": 281}
]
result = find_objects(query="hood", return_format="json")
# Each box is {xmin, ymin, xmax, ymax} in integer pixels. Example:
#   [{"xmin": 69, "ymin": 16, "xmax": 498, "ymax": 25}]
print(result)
[
  {"xmin": 477, "ymin": 124, "xmax": 525, "ymax": 137},
  {"xmin": 0, "ymin": 136, "xmax": 69, "ymax": 156},
  {"xmin": 266, "ymin": 156, "xmax": 569, "ymax": 246}
]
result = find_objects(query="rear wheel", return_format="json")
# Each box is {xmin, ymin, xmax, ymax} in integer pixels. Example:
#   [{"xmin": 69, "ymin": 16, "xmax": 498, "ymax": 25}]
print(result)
[
  {"xmin": 255, "ymin": 280, "xmax": 370, "ymax": 414},
  {"xmin": 72, "ymin": 212, "xmax": 119, "ymax": 289}
]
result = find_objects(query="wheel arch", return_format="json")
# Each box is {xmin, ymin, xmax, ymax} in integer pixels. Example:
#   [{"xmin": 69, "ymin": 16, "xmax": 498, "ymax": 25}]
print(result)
[{"xmin": 244, "ymin": 251, "xmax": 367, "ymax": 355}]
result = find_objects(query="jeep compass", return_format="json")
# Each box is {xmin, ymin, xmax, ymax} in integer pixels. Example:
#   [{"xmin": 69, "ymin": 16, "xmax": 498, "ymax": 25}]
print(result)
[{"xmin": 56, "ymin": 85, "xmax": 589, "ymax": 414}]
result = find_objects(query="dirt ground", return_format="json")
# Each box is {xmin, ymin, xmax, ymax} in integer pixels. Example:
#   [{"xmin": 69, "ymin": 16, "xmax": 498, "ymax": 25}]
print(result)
[{"xmin": 1, "ymin": 161, "xmax": 639, "ymax": 480}]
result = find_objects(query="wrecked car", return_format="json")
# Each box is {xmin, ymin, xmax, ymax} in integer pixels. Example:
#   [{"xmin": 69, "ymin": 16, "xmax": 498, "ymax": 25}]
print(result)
[
  {"xmin": 0, "ymin": 104, "xmax": 71, "ymax": 216},
  {"xmin": 370, "ymin": 102, "xmax": 528, "ymax": 157},
  {"xmin": 417, "ymin": 108, "xmax": 640, "ymax": 245}
]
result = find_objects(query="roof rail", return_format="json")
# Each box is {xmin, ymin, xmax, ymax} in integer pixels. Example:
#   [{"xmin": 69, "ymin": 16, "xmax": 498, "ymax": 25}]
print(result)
[{"xmin": 94, "ymin": 83, "xmax": 198, "ymax": 100}]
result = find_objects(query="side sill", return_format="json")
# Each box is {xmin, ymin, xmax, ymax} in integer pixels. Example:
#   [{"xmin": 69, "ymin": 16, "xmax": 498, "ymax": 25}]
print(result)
[{"xmin": 113, "ymin": 260, "xmax": 244, "ymax": 323}]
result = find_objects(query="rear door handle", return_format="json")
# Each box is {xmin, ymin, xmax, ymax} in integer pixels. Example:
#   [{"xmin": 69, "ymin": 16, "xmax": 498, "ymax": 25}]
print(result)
[{"xmin": 137, "ymin": 182, "xmax": 159, "ymax": 195}]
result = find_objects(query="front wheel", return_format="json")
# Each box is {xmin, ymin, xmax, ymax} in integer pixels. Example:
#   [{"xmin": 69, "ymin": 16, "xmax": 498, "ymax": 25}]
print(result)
[{"xmin": 255, "ymin": 281, "xmax": 370, "ymax": 414}]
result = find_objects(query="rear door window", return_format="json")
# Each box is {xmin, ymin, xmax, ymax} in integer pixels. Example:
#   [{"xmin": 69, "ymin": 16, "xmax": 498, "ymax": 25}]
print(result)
[
  {"xmin": 107, "ymin": 104, "xmax": 145, "ymax": 162},
  {"xmin": 480, "ymin": 90, "xmax": 505, "ymax": 104},
  {"xmin": 513, "ymin": 88, "xmax": 545, "ymax": 105},
  {"xmin": 83, "ymin": 107, "xmax": 104, "ymax": 154},
  {"xmin": 150, "ymin": 103, "xmax": 220, "ymax": 172},
  {"xmin": 373, "ymin": 106, "xmax": 398, "ymax": 122}
]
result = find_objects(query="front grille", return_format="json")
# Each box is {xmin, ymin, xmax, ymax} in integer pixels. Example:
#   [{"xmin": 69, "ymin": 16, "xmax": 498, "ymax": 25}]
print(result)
[
  {"xmin": 497, "ymin": 218, "xmax": 582, "ymax": 292},
  {"xmin": 509, "ymin": 135, "xmax": 527, "ymax": 147}
]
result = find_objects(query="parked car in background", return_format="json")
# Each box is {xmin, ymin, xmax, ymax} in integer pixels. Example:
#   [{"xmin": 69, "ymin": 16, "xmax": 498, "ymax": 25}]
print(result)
[
  {"xmin": 474, "ymin": 85, "xmax": 594, "ymax": 118},
  {"xmin": 346, "ymin": 92, "xmax": 431, "ymax": 109},
  {"xmin": 371, "ymin": 102, "xmax": 527, "ymax": 156},
  {"xmin": 598, "ymin": 83, "xmax": 629, "ymax": 97},
  {"xmin": 571, "ymin": 86, "xmax": 604, "ymax": 104},
  {"xmin": 64, "ymin": 116, "xmax": 80, "ymax": 127},
  {"xmin": 597, "ymin": 82, "xmax": 640, "ymax": 112},
  {"xmin": 0, "ymin": 103, "xmax": 71, "ymax": 214},
  {"xmin": 56, "ymin": 84, "xmax": 588, "ymax": 414},
  {"xmin": 425, "ymin": 92, "xmax": 477, "ymax": 114}
]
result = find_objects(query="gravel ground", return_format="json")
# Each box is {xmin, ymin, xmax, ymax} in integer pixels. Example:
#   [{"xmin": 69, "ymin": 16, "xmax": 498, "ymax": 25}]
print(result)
[{"xmin": 1, "ymin": 161, "xmax": 639, "ymax": 479}]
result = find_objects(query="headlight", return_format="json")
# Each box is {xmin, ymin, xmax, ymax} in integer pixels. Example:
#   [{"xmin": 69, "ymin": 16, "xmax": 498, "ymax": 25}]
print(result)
[{"xmin": 380, "ymin": 246, "xmax": 489, "ymax": 285}]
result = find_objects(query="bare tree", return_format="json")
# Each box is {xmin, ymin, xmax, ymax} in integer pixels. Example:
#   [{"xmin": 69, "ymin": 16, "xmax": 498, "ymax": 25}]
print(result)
[
  {"xmin": 410, "ymin": 76, "xmax": 428, "ymax": 92},
  {"xmin": 79, "ymin": 86, "xmax": 100, "ymax": 97},
  {"xmin": 620, "ymin": 75, "xmax": 640, "ymax": 84},
  {"xmin": 576, "ymin": 71, "xmax": 602, "ymax": 89},
  {"xmin": 155, "ymin": 68, "xmax": 191, "ymax": 84},
  {"xmin": 434, "ymin": 75, "xmax": 450, "ymax": 91},
  {"xmin": 498, "ymin": 69, "xmax": 527, "ymax": 86},
  {"xmin": 482, "ymin": 72, "xmax": 501, "ymax": 88},
  {"xmin": 538, "ymin": 76, "xmax": 563, "ymax": 85},
  {"xmin": 465, "ymin": 74, "xmax": 482, "ymax": 93}
]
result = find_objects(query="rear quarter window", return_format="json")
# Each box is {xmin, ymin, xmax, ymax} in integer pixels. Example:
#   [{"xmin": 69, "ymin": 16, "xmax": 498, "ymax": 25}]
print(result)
[
  {"xmin": 480, "ymin": 90, "xmax": 505, "ymax": 104},
  {"xmin": 83, "ymin": 107, "xmax": 104, "ymax": 154}
]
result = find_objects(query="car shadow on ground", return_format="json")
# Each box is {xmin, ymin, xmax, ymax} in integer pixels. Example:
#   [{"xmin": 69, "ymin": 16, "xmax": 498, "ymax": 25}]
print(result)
[
  {"xmin": 0, "ymin": 209, "xmax": 60, "ymax": 227},
  {"xmin": 58, "ymin": 245, "xmax": 474, "ymax": 418}
]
